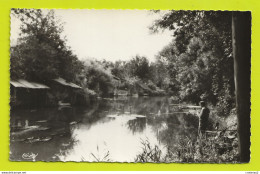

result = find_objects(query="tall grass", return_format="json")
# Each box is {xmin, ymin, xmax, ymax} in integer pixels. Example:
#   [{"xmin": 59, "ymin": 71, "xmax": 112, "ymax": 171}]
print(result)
[
  {"xmin": 135, "ymin": 139, "xmax": 163, "ymax": 162},
  {"xmin": 135, "ymin": 131, "xmax": 239, "ymax": 163},
  {"xmin": 81, "ymin": 145, "xmax": 111, "ymax": 162}
]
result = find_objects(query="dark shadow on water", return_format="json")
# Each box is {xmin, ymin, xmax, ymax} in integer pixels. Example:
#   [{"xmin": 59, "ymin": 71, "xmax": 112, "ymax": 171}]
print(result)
[{"xmin": 10, "ymin": 96, "xmax": 202, "ymax": 161}]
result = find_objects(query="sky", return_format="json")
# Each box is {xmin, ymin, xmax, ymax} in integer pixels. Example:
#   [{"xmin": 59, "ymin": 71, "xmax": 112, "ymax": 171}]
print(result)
[{"xmin": 11, "ymin": 9, "xmax": 173, "ymax": 62}]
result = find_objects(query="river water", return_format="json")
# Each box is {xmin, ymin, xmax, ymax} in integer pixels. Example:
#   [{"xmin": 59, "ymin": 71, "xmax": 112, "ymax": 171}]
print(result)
[{"xmin": 10, "ymin": 96, "xmax": 199, "ymax": 162}]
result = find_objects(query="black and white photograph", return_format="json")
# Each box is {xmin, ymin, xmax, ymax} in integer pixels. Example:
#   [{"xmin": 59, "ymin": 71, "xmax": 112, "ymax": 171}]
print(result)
[{"xmin": 9, "ymin": 9, "xmax": 251, "ymax": 163}]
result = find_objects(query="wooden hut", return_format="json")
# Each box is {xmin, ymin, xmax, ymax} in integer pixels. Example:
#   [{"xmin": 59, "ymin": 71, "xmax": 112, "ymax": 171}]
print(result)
[
  {"xmin": 48, "ymin": 77, "xmax": 83, "ymax": 105},
  {"xmin": 10, "ymin": 79, "xmax": 50, "ymax": 107}
]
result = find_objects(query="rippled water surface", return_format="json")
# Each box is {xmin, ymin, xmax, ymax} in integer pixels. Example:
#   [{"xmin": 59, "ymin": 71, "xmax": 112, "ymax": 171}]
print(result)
[{"xmin": 10, "ymin": 96, "xmax": 199, "ymax": 162}]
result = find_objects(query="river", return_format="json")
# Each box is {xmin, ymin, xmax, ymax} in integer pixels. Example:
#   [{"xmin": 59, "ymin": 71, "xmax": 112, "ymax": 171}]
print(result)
[{"xmin": 10, "ymin": 96, "xmax": 200, "ymax": 162}]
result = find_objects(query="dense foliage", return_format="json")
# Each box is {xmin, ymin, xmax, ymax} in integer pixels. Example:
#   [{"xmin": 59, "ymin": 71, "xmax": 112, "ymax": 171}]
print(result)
[
  {"xmin": 151, "ymin": 11, "xmax": 235, "ymax": 115},
  {"xmin": 10, "ymin": 9, "xmax": 83, "ymax": 83}
]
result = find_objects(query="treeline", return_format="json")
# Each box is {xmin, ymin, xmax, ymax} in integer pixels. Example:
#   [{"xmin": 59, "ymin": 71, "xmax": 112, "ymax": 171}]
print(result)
[
  {"xmin": 11, "ymin": 9, "xmax": 235, "ymax": 116},
  {"xmin": 10, "ymin": 9, "xmax": 167, "ymax": 98}
]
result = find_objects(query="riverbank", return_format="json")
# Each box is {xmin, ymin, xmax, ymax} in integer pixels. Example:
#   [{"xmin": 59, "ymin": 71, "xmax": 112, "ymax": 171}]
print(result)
[{"xmin": 133, "ymin": 106, "xmax": 239, "ymax": 163}]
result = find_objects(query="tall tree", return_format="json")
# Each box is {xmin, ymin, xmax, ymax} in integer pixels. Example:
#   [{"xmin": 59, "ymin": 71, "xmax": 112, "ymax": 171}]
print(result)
[
  {"xmin": 11, "ymin": 9, "xmax": 81, "ymax": 82},
  {"xmin": 152, "ymin": 11, "xmax": 235, "ymax": 114},
  {"xmin": 128, "ymin": 55, "xmax": 151, "ymax": 82}
]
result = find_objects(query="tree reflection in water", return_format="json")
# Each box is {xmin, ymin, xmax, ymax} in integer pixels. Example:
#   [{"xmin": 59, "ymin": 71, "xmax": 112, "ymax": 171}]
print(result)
[
  {"xmin": 127, "ymin": 118, "xmax": 146, "ymax": 134},
  {"xmin": 10, "ymin": 97, "xmax": 201, "ymax": 162}
]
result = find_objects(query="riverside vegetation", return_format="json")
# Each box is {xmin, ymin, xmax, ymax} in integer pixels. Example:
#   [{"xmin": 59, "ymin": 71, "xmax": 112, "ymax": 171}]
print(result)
[{"xmin": 10, "ymin": 9, "xmax": 238, "ymax": 162}]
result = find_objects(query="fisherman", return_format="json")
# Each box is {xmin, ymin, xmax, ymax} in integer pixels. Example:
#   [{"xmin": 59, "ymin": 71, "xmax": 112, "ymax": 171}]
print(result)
[{"xmin": 198, "ymin": 101, "xmax": 210, "ymax": 136}]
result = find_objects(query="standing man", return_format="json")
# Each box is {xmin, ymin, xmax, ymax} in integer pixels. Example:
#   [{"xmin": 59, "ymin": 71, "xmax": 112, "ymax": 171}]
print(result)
[{"xmin": 198, "ymin": 101, "xmax": 210, "ymax": 136}]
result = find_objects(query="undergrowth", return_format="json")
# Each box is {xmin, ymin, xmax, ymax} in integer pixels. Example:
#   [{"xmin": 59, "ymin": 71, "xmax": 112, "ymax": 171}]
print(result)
[{"xmin": 135, "ymin": 131, "xmax": 239, "ymax": 163}]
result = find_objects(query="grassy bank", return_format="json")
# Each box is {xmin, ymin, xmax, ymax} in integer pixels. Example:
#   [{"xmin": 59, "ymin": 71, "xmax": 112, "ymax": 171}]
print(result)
[
  {"xmin": 134, "ymin": 107, "xmax": 239, "ymax": 163},
  {"xmin": 135, "ymin": 131, "xmax": 239, "ymax": 163}
]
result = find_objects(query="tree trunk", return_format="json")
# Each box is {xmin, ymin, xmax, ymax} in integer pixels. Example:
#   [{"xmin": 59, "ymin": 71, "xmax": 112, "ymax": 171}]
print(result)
[{"xmin": 232, "ymin": 11, "xmax": 251, "ymax": 162}]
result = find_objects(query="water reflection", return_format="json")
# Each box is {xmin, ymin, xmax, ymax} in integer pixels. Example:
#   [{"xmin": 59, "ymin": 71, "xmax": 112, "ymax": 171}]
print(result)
[
  {"xmin": 127, "ymin": 118, "xmax": 146, "ymax": 135},
  {"xmin": 10, "ymin": 97, "xmax": 200, "ymax": 162}
]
